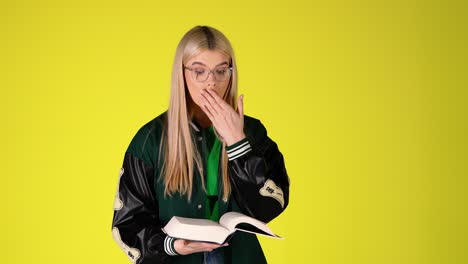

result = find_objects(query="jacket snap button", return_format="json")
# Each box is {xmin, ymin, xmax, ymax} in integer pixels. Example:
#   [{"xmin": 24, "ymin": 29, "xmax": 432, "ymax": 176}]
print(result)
[
  {"xmin": 197, "ymin": 204, "xmax": 202, "ymax": 209},
  {"xmin": 198, "ymin": 137, "xmax": 203, "ymax": 141}
]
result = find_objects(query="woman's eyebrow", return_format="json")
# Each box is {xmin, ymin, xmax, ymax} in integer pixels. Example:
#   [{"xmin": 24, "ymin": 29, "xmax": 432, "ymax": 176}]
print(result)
[
  {"xmin": 191, "ymin": 61, "xmax": 229, "ymax": 67},
  {"xmin": 216, "ymin": 61, "xmax": 228, "ymax": 66}
]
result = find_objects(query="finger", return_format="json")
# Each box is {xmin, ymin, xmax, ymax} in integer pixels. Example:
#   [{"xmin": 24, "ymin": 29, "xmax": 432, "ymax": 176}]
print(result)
[
  {"xmin": 198, "ymin": 98, "xmax": 223, "ymax": 133},
  {"xmin": 199, "ymin": 241, "xmax": 223, "ymax": 247},
  {"xmin": 198, "ymin": 93, "xmax": 217, "ymax": 118},
  {"xmin": 237, "ymin": 94, "xmax": 244, "ymax": 118},
  {"xmin": 199, "ymin": 95, "xmax": 215, "ymax": 124},
  {"xmin": 196, "ymin": 103, "xmax": 223, "ymax": 133},
  {"xmin": 203, "ymin": 105, "xmax": 215, "ymax": 121},
  {"xmin": 203, "ymin": 89, "xmax": 224, "ymax": 113},
  {"xmin": 205, "ymin": 89, "xmax": 231, "ymax": 113},
  {"xmin": 198, "ymin": 242, "xmax": 223, "ymax": 251},
  {"xmin": 206, "ymin": 245, "xmax": 223, "ymax": 251},
  {"xmin": 200, "ymin": 91, "xmax": 220, "ymax": 116},
  {"xmin": 205, "ymin": 88, "xmax": 222, "ymax": 102}
]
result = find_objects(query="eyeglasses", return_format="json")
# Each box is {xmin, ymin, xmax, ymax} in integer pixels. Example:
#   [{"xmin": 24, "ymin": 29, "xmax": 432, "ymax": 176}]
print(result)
[{"xmin": 184, "ymin": 65, "xmax": 232, "ymax": 82}]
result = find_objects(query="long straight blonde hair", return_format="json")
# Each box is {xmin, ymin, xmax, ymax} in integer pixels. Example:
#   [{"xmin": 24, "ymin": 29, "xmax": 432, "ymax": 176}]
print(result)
[{"xmin": 160, "ymin": 25, "xmax": 238, "ymax": 201}]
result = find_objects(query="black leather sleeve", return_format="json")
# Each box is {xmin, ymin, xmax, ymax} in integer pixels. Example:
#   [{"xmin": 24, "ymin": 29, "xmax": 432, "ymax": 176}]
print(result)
[
  {"xmin": 111, "ymin": 152, "xmax": 173, "ymax": 264},
  {"xmin": 227, "ymin": 120, "xmax": 290, "ymax": 223}
]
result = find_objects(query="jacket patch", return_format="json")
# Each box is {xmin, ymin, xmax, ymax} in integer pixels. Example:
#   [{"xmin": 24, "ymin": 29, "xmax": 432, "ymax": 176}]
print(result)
[
  {"xmin": 259, "ymin": 179, "xmax": 285, "ymax": 208},
  {"xmin": 114, "ymin": 168, "xmax": 124, "ymax": 210},
  {"xmin": 112, "ymin": 227, "xmax": 141, "ymax": 264}
]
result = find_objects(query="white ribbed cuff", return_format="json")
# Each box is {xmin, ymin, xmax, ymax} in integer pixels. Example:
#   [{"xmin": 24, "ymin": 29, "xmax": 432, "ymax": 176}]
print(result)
[
  {"xmin": 164, "ymin": 236, "xmax": 179, "ymax": 256},
  {"xmin": 226, "ymin": 138, "xmax": 252, "ymax": 161}
]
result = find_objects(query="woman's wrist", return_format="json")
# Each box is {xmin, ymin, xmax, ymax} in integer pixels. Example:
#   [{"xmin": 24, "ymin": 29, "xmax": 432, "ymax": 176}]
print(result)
[
  {"xmin": 225, "ymin": 137, "xmax": 252, "ymax": 161},
  {"xmin": 224, "ymin": 133, "xmax": 246, "ymax": 146},
  {"xmin": 173, "ymin": 239, "xmax": 186, "ymax": 255}
]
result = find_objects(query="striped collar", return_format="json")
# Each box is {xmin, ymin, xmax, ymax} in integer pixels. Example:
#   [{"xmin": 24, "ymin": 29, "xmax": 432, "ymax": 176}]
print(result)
[{"xmin": 189, "ymin": 121, "xmax": 200, "ymax": 132}]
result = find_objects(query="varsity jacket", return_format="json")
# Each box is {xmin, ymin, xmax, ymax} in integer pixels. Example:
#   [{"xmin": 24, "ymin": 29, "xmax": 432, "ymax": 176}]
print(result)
[{"xmin": 111, "ymin": 112, "xmax": 290, "ymax": 264}]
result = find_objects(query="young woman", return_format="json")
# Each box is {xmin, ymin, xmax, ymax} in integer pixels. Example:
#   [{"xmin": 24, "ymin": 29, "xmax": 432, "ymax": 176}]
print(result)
[{"xmin": 111, "ymin": 25, "xmax": 290, "ymax": 264}]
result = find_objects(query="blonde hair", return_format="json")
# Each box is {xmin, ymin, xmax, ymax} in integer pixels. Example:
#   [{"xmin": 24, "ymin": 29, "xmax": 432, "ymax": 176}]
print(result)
[{"xmin": 161, "ymin": 25, "xmax": 238, "ymax": 201}]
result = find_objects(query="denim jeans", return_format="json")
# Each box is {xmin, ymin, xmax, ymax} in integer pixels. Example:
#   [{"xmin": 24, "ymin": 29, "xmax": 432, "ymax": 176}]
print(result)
[{"xmin": 203, "ymin": 247, "xmax": 224, "ymax": 264}]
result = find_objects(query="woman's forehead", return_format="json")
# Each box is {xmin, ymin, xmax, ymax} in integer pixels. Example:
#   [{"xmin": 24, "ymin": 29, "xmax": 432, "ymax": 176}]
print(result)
[{"xmin": 187, "ymin": 50, "xmax": 229, "ymax": 67}]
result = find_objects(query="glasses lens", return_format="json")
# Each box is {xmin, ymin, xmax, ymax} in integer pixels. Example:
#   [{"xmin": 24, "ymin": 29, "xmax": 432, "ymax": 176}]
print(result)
[
  {"xmin": 214, "ymin": 67, "xmax": 230, "ymax": 81},
  {"xmin": 191, "ymin": 67, "xmax": 209, "ymax": 82}
]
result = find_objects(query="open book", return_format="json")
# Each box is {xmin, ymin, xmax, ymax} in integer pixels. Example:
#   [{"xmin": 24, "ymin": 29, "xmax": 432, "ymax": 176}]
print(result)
[{"xmin": 161, "ymin": 212, "xmax": 283, "ymax": 245}]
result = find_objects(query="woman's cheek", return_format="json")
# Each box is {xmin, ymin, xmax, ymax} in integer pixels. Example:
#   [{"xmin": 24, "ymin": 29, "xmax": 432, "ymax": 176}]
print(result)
[
  {"xmin": 187, "ymin": 85, "xmax": 201, "ymax": 106},
  {"xmin": 194, "ymin": 89, "xmax": 204, "ymax": 107},
  {"xmin": 217, "ymin": 86, "xmax": 228, "ymax": 99}
]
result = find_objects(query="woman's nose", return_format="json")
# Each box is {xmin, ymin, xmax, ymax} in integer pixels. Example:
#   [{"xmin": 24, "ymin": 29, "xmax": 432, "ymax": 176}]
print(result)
[{"xmin": 206, "ymin": 72, "xmax": 216, "ymax": 87}]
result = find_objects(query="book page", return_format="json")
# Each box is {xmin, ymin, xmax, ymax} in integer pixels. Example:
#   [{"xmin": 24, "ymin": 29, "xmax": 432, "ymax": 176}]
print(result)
[
  {"xmin": 235, "ymin": 223, "xmax": 284, "ymax": 239},
  {"xmin": 219, "ymin": 212, "xmax": 278, "ymax": 237},
  {"xmin": 162, "ymin": 216, "xmax": 231, "ymax": 244}
]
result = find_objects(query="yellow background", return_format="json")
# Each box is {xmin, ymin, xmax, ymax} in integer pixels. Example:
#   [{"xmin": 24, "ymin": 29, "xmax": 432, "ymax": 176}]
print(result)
[{"xmin": 2, "ymin": 0, "xmax": 467, "ymax": 263}]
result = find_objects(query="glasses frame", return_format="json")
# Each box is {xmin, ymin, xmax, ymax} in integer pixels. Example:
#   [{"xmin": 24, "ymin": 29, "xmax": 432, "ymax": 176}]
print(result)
[{"xmin": 183, "ymin": 65, "xmax": 233, "ymax": 82}]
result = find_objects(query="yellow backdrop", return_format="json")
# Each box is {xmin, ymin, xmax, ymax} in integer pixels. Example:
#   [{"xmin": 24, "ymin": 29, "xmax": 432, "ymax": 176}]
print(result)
[{"xmin": 2, "ymin": 0, "xmax": 467, "ymax": 263}]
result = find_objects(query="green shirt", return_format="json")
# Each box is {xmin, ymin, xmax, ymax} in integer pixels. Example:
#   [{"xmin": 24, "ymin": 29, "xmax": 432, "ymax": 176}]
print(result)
[{"xmin": 205, "ymin": 126, "xmax": 221, "ymax": 221}]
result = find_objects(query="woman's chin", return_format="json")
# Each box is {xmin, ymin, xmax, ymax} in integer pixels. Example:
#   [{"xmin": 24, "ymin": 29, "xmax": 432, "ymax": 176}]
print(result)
[{"xmin": 191, "ymin": 100, "xmax": 204, "ymax": 110}]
